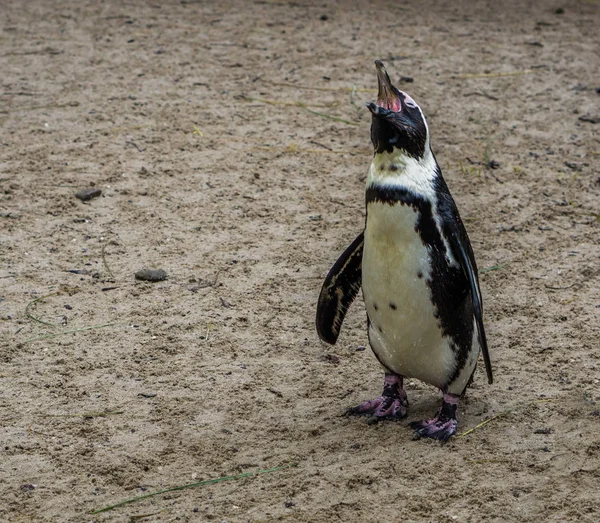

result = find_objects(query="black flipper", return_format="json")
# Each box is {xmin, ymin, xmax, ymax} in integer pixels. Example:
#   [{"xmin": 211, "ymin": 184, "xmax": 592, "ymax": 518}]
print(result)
[
  {"xmin": 434, "ymin": 171, "xmax": 493, "ymax": 385},
  {"xmin": 448, "ymin": 230, "xmax": 493, "ymax": 385},
  {"xmin": 316, "ymin": 232, "xmax": 364, "ymax": 345}
]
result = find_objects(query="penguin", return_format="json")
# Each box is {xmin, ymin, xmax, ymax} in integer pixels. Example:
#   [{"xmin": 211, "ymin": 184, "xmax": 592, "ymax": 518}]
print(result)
[{"xmin": 316, "ymin": 60, "xmax": 493, "ymax": 441}]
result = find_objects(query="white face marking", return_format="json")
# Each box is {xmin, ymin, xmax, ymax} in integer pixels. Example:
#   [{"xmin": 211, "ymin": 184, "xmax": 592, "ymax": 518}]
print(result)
[
  {"xmin": 397, "ymin": 90, "xmax": 431, "ymax": 153},
  {"xmin": 402, "ymin": 92, "xmax": 418, "ymax": 108}
]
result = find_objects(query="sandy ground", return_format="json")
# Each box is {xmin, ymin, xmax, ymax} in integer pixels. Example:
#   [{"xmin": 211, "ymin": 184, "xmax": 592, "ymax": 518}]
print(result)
[{"xmin": 1, "ymin": 0, "xmax": 599, "ymax": 521}]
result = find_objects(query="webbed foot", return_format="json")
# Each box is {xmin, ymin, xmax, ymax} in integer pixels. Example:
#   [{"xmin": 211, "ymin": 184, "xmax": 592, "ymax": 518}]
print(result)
[
  {"xmin": 346, "ymin": 373, "xmax": 408, "ymax": 422},
  {"xmin": 409, "ymin": 393, "xmax": 459, "ymax": 441}
]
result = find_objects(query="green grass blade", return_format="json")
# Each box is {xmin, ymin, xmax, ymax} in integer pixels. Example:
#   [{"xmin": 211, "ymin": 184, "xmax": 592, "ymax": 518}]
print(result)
[
  {"xmin": 25, "ymin": 291, "xmax": 61, "ymax": 327},
  {"xmin": 480, "ymin": 264, "xmax": 505, "ymax": 274},
  {"xmin": 301, "ymin": 107, "xmax": 359, "ymax": 126},
  {"xmin": 23, "ymin": 322, "xmax": 116, "ymax": 343},
  {"xmin": 91, "ymin": 463, "xmax": 297, "ymax": 514}
]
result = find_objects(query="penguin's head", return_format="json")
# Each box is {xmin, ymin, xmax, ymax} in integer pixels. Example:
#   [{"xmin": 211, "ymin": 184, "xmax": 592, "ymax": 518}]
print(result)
[{"xmin": 367, "ymin": 60, "xmax": 429, "ymax": 160}]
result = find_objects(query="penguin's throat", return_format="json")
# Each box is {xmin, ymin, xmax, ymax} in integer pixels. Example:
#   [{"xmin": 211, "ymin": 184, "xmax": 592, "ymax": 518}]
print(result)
[
  {"xmin": 369, "ymin": 149, "xmax": 417, "ymax": 184},
  {"xmin": 373, "ymin": 148, "xmax": 408, "ymax": 168},
  {"xmin": 368, "ymin": 148, "xmax": 437, "ymax": 196}
]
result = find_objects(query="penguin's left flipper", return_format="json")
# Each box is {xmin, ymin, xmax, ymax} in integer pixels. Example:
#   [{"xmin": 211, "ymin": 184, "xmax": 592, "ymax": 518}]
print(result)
[
  {"xmin": 448, "ymin": 229, "xmax": 493, "ymax": 385},
  {"xmin": 316, "ymin": 232, "xmax": 364, "ymax": 345}
]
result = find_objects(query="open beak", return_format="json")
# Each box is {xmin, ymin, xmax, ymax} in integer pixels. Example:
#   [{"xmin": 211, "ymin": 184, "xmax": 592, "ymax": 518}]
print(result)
[{"xmin": 375, "ymin": 60, "xmax": 402, "ymax": 112}]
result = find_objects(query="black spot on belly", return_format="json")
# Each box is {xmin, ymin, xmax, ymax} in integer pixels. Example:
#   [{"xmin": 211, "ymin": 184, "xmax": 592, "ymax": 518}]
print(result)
[
  {"xmin": 389, "ymin": 302, "xmax": 397, "ymax": 310},
  {"xmin": 371, "ymin": 322, "xmax": 383, "ymax": 334},
  {"xmin": 417, "ymin": 271, "xmax": 423, "ymax": 279},
  {"xmin": 389, "ymin": 164, "xmax": 398, "ymax": 171}
]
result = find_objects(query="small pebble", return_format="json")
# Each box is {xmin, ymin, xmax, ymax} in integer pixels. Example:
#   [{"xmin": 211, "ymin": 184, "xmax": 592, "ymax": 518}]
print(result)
[
  {"xmin": 135, "ymin": 268, "xmax": 168, "ymax": 282},
  {"xmin": 268, "ymin": 387, "xmax": 283, "ymax": 397},
  {"xmin": 578, "ymin": 115, "xmax": 600, "ymax": 124},
  {"xmin": 138, "ymin": 392, "xmax": 157, "ymax": 398},
  {"xmin": 75, "ymin": 188, "xmax": 102, "ymax": 201}
]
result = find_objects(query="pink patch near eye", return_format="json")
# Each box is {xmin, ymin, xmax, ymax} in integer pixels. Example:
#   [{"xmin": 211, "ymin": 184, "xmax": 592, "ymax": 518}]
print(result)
[
  {"xmin": 377, "ymin": 98, "xmax": 402, "ymax": 112},
  {"xmin": 390, "ymin": 99, "xmax": 402, "ymax": 112}
]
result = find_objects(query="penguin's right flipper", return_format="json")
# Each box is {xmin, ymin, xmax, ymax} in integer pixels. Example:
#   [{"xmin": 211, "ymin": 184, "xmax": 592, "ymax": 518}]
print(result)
[{"xmin": 316, "ymin": 232, "xmax": 364, "ymax": 345}]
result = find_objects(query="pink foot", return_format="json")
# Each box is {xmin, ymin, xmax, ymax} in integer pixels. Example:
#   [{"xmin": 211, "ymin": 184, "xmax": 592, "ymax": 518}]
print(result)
[
  {"xmin": 347, "ymin": 373, "xmax": 408, "ymax": 422},
  {"xmin": 409, "ymin": 393, "xmax": 459, "ymax": 441}
]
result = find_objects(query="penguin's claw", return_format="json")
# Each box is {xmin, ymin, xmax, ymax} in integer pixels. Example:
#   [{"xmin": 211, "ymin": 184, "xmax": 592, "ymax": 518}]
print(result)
[{"xmin": 346, "ymin": 393, "xmax": 408, "ymax": 421}]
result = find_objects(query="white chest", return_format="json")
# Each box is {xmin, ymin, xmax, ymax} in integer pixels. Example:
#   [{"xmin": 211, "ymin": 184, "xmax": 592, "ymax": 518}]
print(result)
[{"xmin": 362, "ymin": 201, "xmax": 456, "ymax": 387}]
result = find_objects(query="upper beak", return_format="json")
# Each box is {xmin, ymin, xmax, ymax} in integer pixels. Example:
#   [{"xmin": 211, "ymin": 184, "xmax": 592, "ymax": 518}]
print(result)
[{"xmin": 375, "ymin": 60, "xmax": 401, "ymax": 112}]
